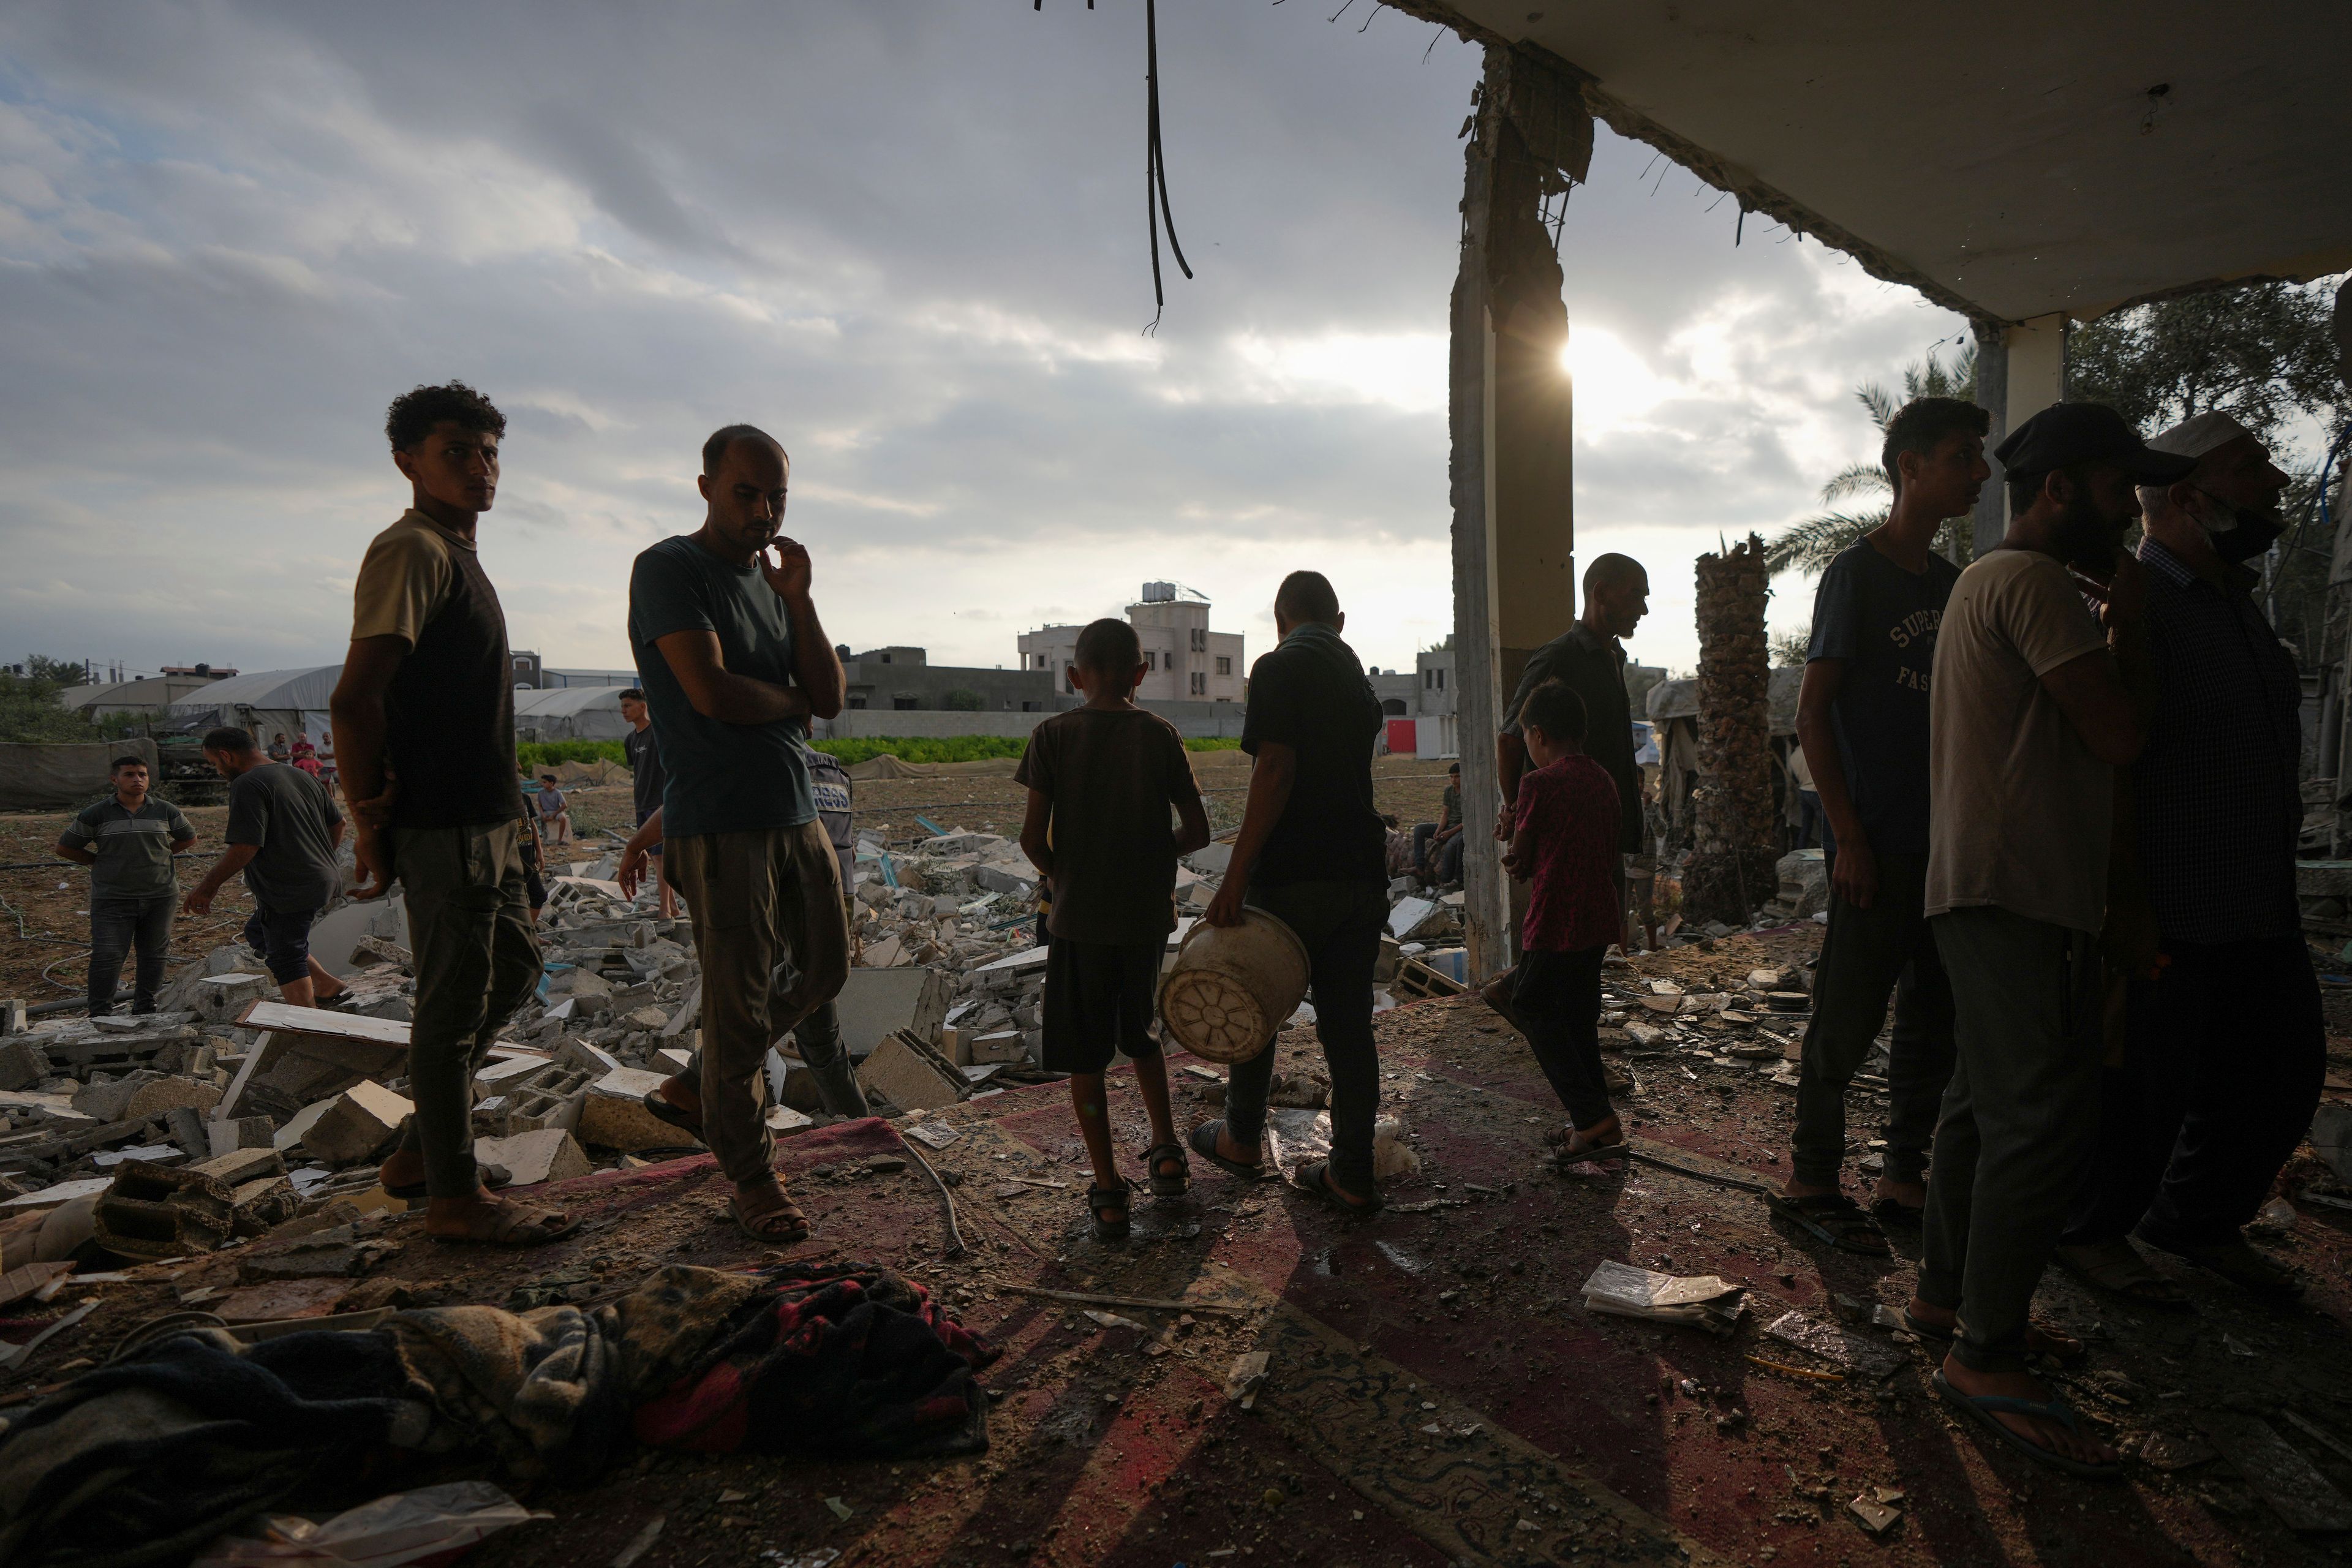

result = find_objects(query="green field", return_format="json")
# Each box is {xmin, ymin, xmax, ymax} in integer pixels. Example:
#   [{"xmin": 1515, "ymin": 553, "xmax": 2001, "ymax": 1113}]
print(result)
[{"xmin": 518, "ymin": 732, "xmax": 1242, "ymax": 772}]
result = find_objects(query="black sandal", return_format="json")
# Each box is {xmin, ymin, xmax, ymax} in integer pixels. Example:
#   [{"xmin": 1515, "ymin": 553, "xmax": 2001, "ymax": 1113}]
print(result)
[
  {"xmin": 1142, "ymin": 1141, "xmax": 1191, "ymax": 1197},
  {"xmin": 1088, "ymin": 1183, "xmax": 1132, "ymax": 1242},
  {"xmin": 1765, "ymin": 1191, "xmax": 1890, "ymax": 1255}
]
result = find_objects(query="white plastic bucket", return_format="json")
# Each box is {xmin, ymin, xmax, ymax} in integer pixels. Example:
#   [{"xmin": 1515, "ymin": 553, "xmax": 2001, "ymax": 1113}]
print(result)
[{"xmin": 1158, "ymin": 909, "xmax": 1311, "ymax": 1064}]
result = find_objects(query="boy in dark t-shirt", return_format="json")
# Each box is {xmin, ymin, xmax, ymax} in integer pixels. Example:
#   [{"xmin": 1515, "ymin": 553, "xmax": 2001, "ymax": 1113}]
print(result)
[
  {"xmin": 1016, "ymin": 619, "xmax": 1213, "ymax": 1242},
  {"xmin": 1769, "ymin": 396, "xmax": 1988, "ymax": 1254}
]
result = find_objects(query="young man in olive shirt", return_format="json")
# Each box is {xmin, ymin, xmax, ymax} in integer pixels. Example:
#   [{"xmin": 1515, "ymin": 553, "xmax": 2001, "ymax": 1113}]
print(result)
[
  {"xmin": 1196, "ymin": 571, "xmax": 1390, "ymax": 1212},
  {"xmin": 630, "ymin": 424, "xmax": 848, "ymax": 1246},
  {"xmin": 56, "ymin": 755, "xmax": 194, "ymax": 1015},
  {"xmin": 332, "ymin": 382, "xmax": 567, "ymax": 1248},
  {"xmin": 1770, "ymin": 397, "xmax": 1986, "ymax": 1251}
]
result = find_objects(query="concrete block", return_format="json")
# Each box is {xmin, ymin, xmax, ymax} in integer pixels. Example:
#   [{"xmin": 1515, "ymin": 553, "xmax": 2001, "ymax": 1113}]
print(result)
[
  {"xmin": 193, "ymin": 1145, "xmax": 288, "ymax": 1185},
  {"xmin": 298, "ymin": 1080, "xmax": 413, "ymax": 1166},
  {"xmin": 551, "ymin": 968, "xmax": 612, "ymax": 999},
  {"xmin": 974, "ymin": 864, "xmax": 1035, "ymax": 896},
  {"xmin": 164, "ymin": 1105, "xmax": 211, "ymax": 1158},
  {"xmin": 208, "ymin": 1115, "xmax": 278, "ymax": 1158},
  {"xmin": 92, "ymin": 1160, "xmax": 234, "ymax": 1261},
  {"xmin": 189, "ymin": 972, "xmax": 274, "ymax": 1025},
  {"xmin": 0, "ymin": 999, "xmax": 23, "ymax": 1036},
  {"xmin": 967, "ymin": 1030, "xmax": 1027, "ymax": 1063},
  {"xmin": 654, "ymin": 1046, "xmax": 694, "ymax": 1076},
  {"xmin": 557, "ymin": 1039, "xmax": 624, "ymax": 1077},
  {"xmin": 503, "ymin": 1066, "xmax": 590, "ymax": 1136},
  {"xmin": 854, "ymin": 1031, "xmax": 967, "ymax": 1114},
  {"xmin": 0, "ymin": 1039, "xmax": 48, "ymax": 1092},
  {"xmin": 228, "ymin": 1174, "xmax": 300, "ymax": 1235},
  {"xmin": 473, "ymin": 1128, "xmax": 592, "ymax": 1186},
  {"xmin": 578, "ymin": 1067, "xmax": 692, "ymax": 1152},
  {"xmin": 834, "ymin": 967, "xmax": 954, "ymax": 1060},
  {"xmin": 124, "ymin": 1074, "xmax": 222, "ymax": 1121}
]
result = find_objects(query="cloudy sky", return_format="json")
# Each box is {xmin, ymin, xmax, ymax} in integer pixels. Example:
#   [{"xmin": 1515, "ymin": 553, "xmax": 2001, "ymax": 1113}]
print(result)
[{"xmin": 0, "ymin": 1, "xmax": 1977, "ymax": 684}]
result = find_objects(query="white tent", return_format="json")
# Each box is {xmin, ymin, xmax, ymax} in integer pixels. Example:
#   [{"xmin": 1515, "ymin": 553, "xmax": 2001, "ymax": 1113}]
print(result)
[
  {"xmin": 166, "ymin": 665, "xmax": 342, "ymax": 749},
  {"xmin": 512, "ymin": 685, "xmax": 635, "ymax": 744}
]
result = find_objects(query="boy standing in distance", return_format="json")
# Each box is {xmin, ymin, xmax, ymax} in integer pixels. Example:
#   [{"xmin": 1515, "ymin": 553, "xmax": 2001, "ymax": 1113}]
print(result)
[
  {"xmin": 1910, "ymin": 403, "xmax": 2185, "ymax": 1477},
  {"xmin": 1770, "ymin": 397, "xmax": 1988, "ymax": 1253},
  {"xmin": 333, "ymin": 382, "xmax": 567, "ymax": 1248},
  {"xmin": 183, "ymin": 728, "xmax": 351, "ymax": 1011},
  {"xmin": 618, "ymin": 687, "xmax": 677, "ymax": 918},
  {"xmin": 631, "ymin": 424, "xmax": 848, "ymax": 1246},
  {"xmin": 1016, "ymin": 619, "xmax": 1213, "ymax": 1241},
  {"xmin": 1501, "ymin": 683, "xmax": 1629, "ymax": 1164},
  {"xmin": 55, "ymin": 755, "xmax": 195, "ymax": 1016},
  {"xmin": 1196, "ymin": 571, "xmax": 1389, "ymax": 1213}
]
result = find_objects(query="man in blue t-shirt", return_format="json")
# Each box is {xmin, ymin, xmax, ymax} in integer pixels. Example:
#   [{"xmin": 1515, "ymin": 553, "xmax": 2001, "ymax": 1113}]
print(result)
[
  {"xmin": 1768, "ymin": 397, "xmax": 1988, "ymax": 1255},
  {"xmin": 627, "ymin": 423, "xmax": 848, "ymax": 1246}
]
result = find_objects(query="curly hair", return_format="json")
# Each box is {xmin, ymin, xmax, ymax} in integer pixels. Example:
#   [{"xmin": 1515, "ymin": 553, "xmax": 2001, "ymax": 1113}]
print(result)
[{"xmin": 386, "ymin": 381, "xmax": 507, "ymax": 452}]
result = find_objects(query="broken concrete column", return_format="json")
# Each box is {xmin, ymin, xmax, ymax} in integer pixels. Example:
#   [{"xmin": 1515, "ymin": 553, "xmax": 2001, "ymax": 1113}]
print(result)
[
  {"xmin": 855, "ymin": 1030, "xmax": 968, "ymax": 1114},
  {"xmin": 1449, "ymin": 43, "xmax": 1594, "ymax": 980},
  {"xmin": 1682, "ymin": 534, "xmax": 1779, "ymax": 925}
]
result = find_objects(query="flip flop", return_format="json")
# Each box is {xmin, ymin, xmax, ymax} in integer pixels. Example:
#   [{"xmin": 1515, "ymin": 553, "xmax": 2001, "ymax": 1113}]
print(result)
[
  {"xmin": 1142, "ymin": 1141, "xmax": 1191, "ymax": 1197},
  {"xmin": 1550, "ymin": 1133, "xmax": 1632, "ymax": 1167},
  {"xmin": 727, "ymin": 1189, "xmax": 810, "ymax": 1245},
  {"xmin": 1902, "ymin": 1310, "xmax": 2087, "ymax": 1366},
  {"xmin": 1291, "ymin": 1159, "xmax": 1382, "ymax": 1218},
  {"xmin": 2054, "ymin": 1240, "xmax": 2192, "ymax": 1311},
  {"xmin": 1765, "ymin": 1191, "xmax": 1891, "ymax": 1255},
  {"xmin": 1932, "ymin": 1370, "xmax": 2119, "ymax": 1480},
  {"xmin": 1189, "ymin": 1120, "xmax": 1262, "ymax": 1180},
  {"xmin": 426, "ymin": 1198, "xmax": 580, "ymax": 1248},
  {"xmin": 385, "ymin": 1161, "xmax": 513, "ymax": 1203}
]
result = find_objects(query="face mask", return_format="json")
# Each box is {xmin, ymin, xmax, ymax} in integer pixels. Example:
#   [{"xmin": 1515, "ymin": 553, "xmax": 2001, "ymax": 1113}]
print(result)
[{"xmin": 2187, "ymin": 488, "xmax": 2283, "ymax": 564}]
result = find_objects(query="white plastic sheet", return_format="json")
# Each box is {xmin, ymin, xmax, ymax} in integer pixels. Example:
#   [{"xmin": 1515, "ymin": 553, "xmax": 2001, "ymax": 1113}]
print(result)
[{"xmin": 193, "ymin": 1482, "xmax": 548, "ymax": 1567}]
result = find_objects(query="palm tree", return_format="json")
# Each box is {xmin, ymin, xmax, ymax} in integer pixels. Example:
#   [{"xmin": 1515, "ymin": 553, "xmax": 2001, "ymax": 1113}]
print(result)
[{"xmin": 1765, "ymin": 346, "xmax": 1978, "ymax": 577}]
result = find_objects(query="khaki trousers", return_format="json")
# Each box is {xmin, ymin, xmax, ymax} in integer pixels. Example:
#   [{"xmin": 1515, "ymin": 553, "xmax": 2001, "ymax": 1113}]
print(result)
[
  {"xmin": 393, "ymin": 821, "xmax": 543, "ymax": 1198},
  {"xmin": 666, "ymin": 821, "xmax": 850, "ymax": 1183}
]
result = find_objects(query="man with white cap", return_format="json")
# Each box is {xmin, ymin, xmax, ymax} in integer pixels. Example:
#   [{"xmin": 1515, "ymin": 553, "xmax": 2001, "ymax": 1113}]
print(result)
[{"xmin": 2056, "ymin": 410, "xmax": 2316, "ymax": 1305}]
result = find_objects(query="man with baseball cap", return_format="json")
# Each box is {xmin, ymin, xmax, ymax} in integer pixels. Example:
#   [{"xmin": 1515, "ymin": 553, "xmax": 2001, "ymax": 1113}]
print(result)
[
  {"xmin": 2056, "ymin": 411, "xmax": 2315, "ymax": 1306},
  {"xmin": 1905, "ymin": 402, "xmax": 2193, "ymax": 1477}
]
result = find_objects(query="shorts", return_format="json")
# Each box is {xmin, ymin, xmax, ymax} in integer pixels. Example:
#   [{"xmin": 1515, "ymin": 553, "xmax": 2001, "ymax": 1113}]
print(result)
[
  {"xmin": 524, "ymin": 862, "xmax": 548, "ymax": 910},
  {"xmin": 242, "ymin": 905, "xmax": 319, "ymax": 984},
  {"xmin": 636, "ymin": 807, "xmax": 663, "ymax": 856},
  {"xmin": 1041, "ymin": 936, "xmax": 1166, "ymax": 1074}
]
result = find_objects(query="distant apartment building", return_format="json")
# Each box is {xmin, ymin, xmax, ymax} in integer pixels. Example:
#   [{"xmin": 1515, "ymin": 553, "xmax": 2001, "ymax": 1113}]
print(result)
[
  {"xmin": 837, "ymin": 646, "xmax": 1065, "ymax": 714},
  {"xmin": 1017, "ymin": 583, "xmax": 1245, "ymax": 703}
]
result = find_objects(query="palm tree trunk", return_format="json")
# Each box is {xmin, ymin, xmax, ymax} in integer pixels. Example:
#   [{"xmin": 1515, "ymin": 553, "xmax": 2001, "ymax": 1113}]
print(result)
[{"xmin": 1682, "ymin": 533, "xmax": 1779, "ymax": 926}]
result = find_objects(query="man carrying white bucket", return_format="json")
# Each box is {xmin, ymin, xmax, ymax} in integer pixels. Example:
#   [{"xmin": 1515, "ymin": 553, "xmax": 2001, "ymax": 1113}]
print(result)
[{"xmin": 1193, "ymin": 571, "xmax": 1391, "ymax": 1215}]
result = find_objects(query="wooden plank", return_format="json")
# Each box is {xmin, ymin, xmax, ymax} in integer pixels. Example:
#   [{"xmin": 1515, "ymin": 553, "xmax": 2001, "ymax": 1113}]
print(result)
[
  {"xmin": 212, "ymin": 1031, "xmax": 274, "ymax": 1124},
  {"xmin": 236, "ymin": 1001, "xmax": 412, "ymax": 1046}
]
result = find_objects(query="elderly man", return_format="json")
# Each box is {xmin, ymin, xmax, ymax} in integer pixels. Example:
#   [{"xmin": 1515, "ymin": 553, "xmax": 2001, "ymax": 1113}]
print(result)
[{"xmin": 2056, "ymin": 412, "xmax": 2316, "ymax": 1306}]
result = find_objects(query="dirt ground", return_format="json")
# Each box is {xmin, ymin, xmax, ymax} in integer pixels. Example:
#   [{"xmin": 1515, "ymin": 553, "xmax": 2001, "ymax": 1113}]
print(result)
[{"xmin": 8, "ymin": 767, "xmax": 2352, "ymax": 1568}]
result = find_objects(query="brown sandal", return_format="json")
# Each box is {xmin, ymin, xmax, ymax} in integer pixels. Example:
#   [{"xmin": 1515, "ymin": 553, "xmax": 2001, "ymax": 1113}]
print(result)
[
  {"xmin": 427, "ymin": 1197, "xmax": 580, "ymax": 1248},
  {"xmin": 728, "ymin": 1185, "xmax": 810, "ymax": 1245}
]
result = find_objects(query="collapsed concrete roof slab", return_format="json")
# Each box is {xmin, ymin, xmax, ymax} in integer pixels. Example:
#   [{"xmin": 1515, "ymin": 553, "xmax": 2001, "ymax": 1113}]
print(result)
[{"xmin": 1403, "ymin": 1, "xmax": 2352, "ymax": 323}]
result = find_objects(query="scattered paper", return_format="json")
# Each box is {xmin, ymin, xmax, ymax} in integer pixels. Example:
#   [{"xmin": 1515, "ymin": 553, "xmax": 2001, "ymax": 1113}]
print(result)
[
  {"xmin": 1580, "ymin": 1261, "xmax": 1746, "ymax": 1336},
  {"xmin": 905, "ymin": 1120, "xmax": 962, "ymax": 1150},
  {"xmin": 1224, "ymin": 1351, "xmax": 1271, "ymax": 1409},
  {"xmin": 1084, "ymin": 1310, "xmax": 1149, "ymax": 1332},
  {"xmin": 1762, "ymin": 1310, "xmax": 1906, "ymax": 1381}
]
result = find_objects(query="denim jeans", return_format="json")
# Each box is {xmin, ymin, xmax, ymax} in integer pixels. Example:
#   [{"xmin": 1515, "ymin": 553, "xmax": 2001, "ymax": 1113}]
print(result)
[{"xmin": 89, "ymin": 894, "xmax": 174, "ymax": 1014}]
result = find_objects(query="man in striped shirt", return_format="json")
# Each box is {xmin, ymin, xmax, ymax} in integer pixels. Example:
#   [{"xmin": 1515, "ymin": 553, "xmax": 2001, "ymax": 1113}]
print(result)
[{"xmin": 55, "ymin": 756, "xmax": 195, "ymax": 1015}]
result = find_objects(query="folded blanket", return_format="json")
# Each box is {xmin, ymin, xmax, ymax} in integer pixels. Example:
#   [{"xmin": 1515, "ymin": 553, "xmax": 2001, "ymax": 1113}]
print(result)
[{"xmin": 635, "ymin": 1261, "xmax": 997, "ymax": 1459}]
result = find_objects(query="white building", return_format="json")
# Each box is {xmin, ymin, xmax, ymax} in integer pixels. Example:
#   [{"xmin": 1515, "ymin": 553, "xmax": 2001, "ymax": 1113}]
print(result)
[
  {"xmin": 1017, "ymin": 582, "xmax": 1244, "ymax": 703},
  {"xmin": 1414, "ymin": 641, "xmax": 1457, "ymax": 759}
]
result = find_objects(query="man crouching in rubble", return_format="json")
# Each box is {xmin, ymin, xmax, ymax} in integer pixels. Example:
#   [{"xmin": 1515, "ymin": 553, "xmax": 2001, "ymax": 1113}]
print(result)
[
  {"xmin": 333, "ymin": 382, "xmax": 572, "ymax": 1248},
  {"xmin": 631, "ymin": 424, "xmax": 848, "ymax": 1245}
]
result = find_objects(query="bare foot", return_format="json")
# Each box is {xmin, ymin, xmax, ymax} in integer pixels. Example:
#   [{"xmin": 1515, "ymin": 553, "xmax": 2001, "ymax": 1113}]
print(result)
[
  {"xmin": 1939, "ymin": 1352, "xmax": 2115, "ymax": 1468},
  {"xmin": 1877, "ymin": 1175, "xmax": 1926, "ymax": 1210},
  {"xmin": 378, "ymin": 1148, "xmax": 424, "ymax": 1189},
  {"xmin": 1216, "ymin": 1125, "xmax": 1261, "ymax": 1168},
  {"xmin": 1907, "ymin": 1296, "xmax": 2082, "ymax": 1360},
  {"xmin": 1777, "ymin": 1175, "xmax": 1839, "ymax": 1201},
  {"xmin": 424, "ymin": 1190, "xmax": 576, "ymax": 1246}
]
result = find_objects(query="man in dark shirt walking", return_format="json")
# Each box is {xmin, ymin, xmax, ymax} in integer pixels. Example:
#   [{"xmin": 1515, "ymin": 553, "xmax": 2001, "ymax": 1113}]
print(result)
[
  {"xmin": 1770, "ymin": 397, "xmax": 1986, "ymax": 1253},
  {"xmin": 2058, "ymin": 411, "xmax": 2317, "ymax": 1305},
  {"xmin": 183, "ymin": 728, "xmax": 350, "ymax": 1011},
  {"xmin": 56, "ymin": 755, "xmax": 194, "ymax": 1016},
  {"xmin": 619, "ymin": 687, "xmax": 677, "ymax": 918},
  {"xmin": 332, "ymin": 382, "xmax": 567, "ymax": 1248},
  {"xmin": 631, "ymin": 424, "xmax": 848, "ymax": 1246},
  {"xmin": 1196, "ymin": 571, "xmax": 1390, "ymax": 1213},
  {"xmin": 1496, "ymin": 554, "xmax": 1651, "ymax": 923}
]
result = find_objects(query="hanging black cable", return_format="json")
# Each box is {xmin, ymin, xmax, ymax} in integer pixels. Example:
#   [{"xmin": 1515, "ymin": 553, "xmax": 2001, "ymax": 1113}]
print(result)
[{"xmin": 1144, "ymin": 0, "xmax": 1193, "ymax": 333}]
